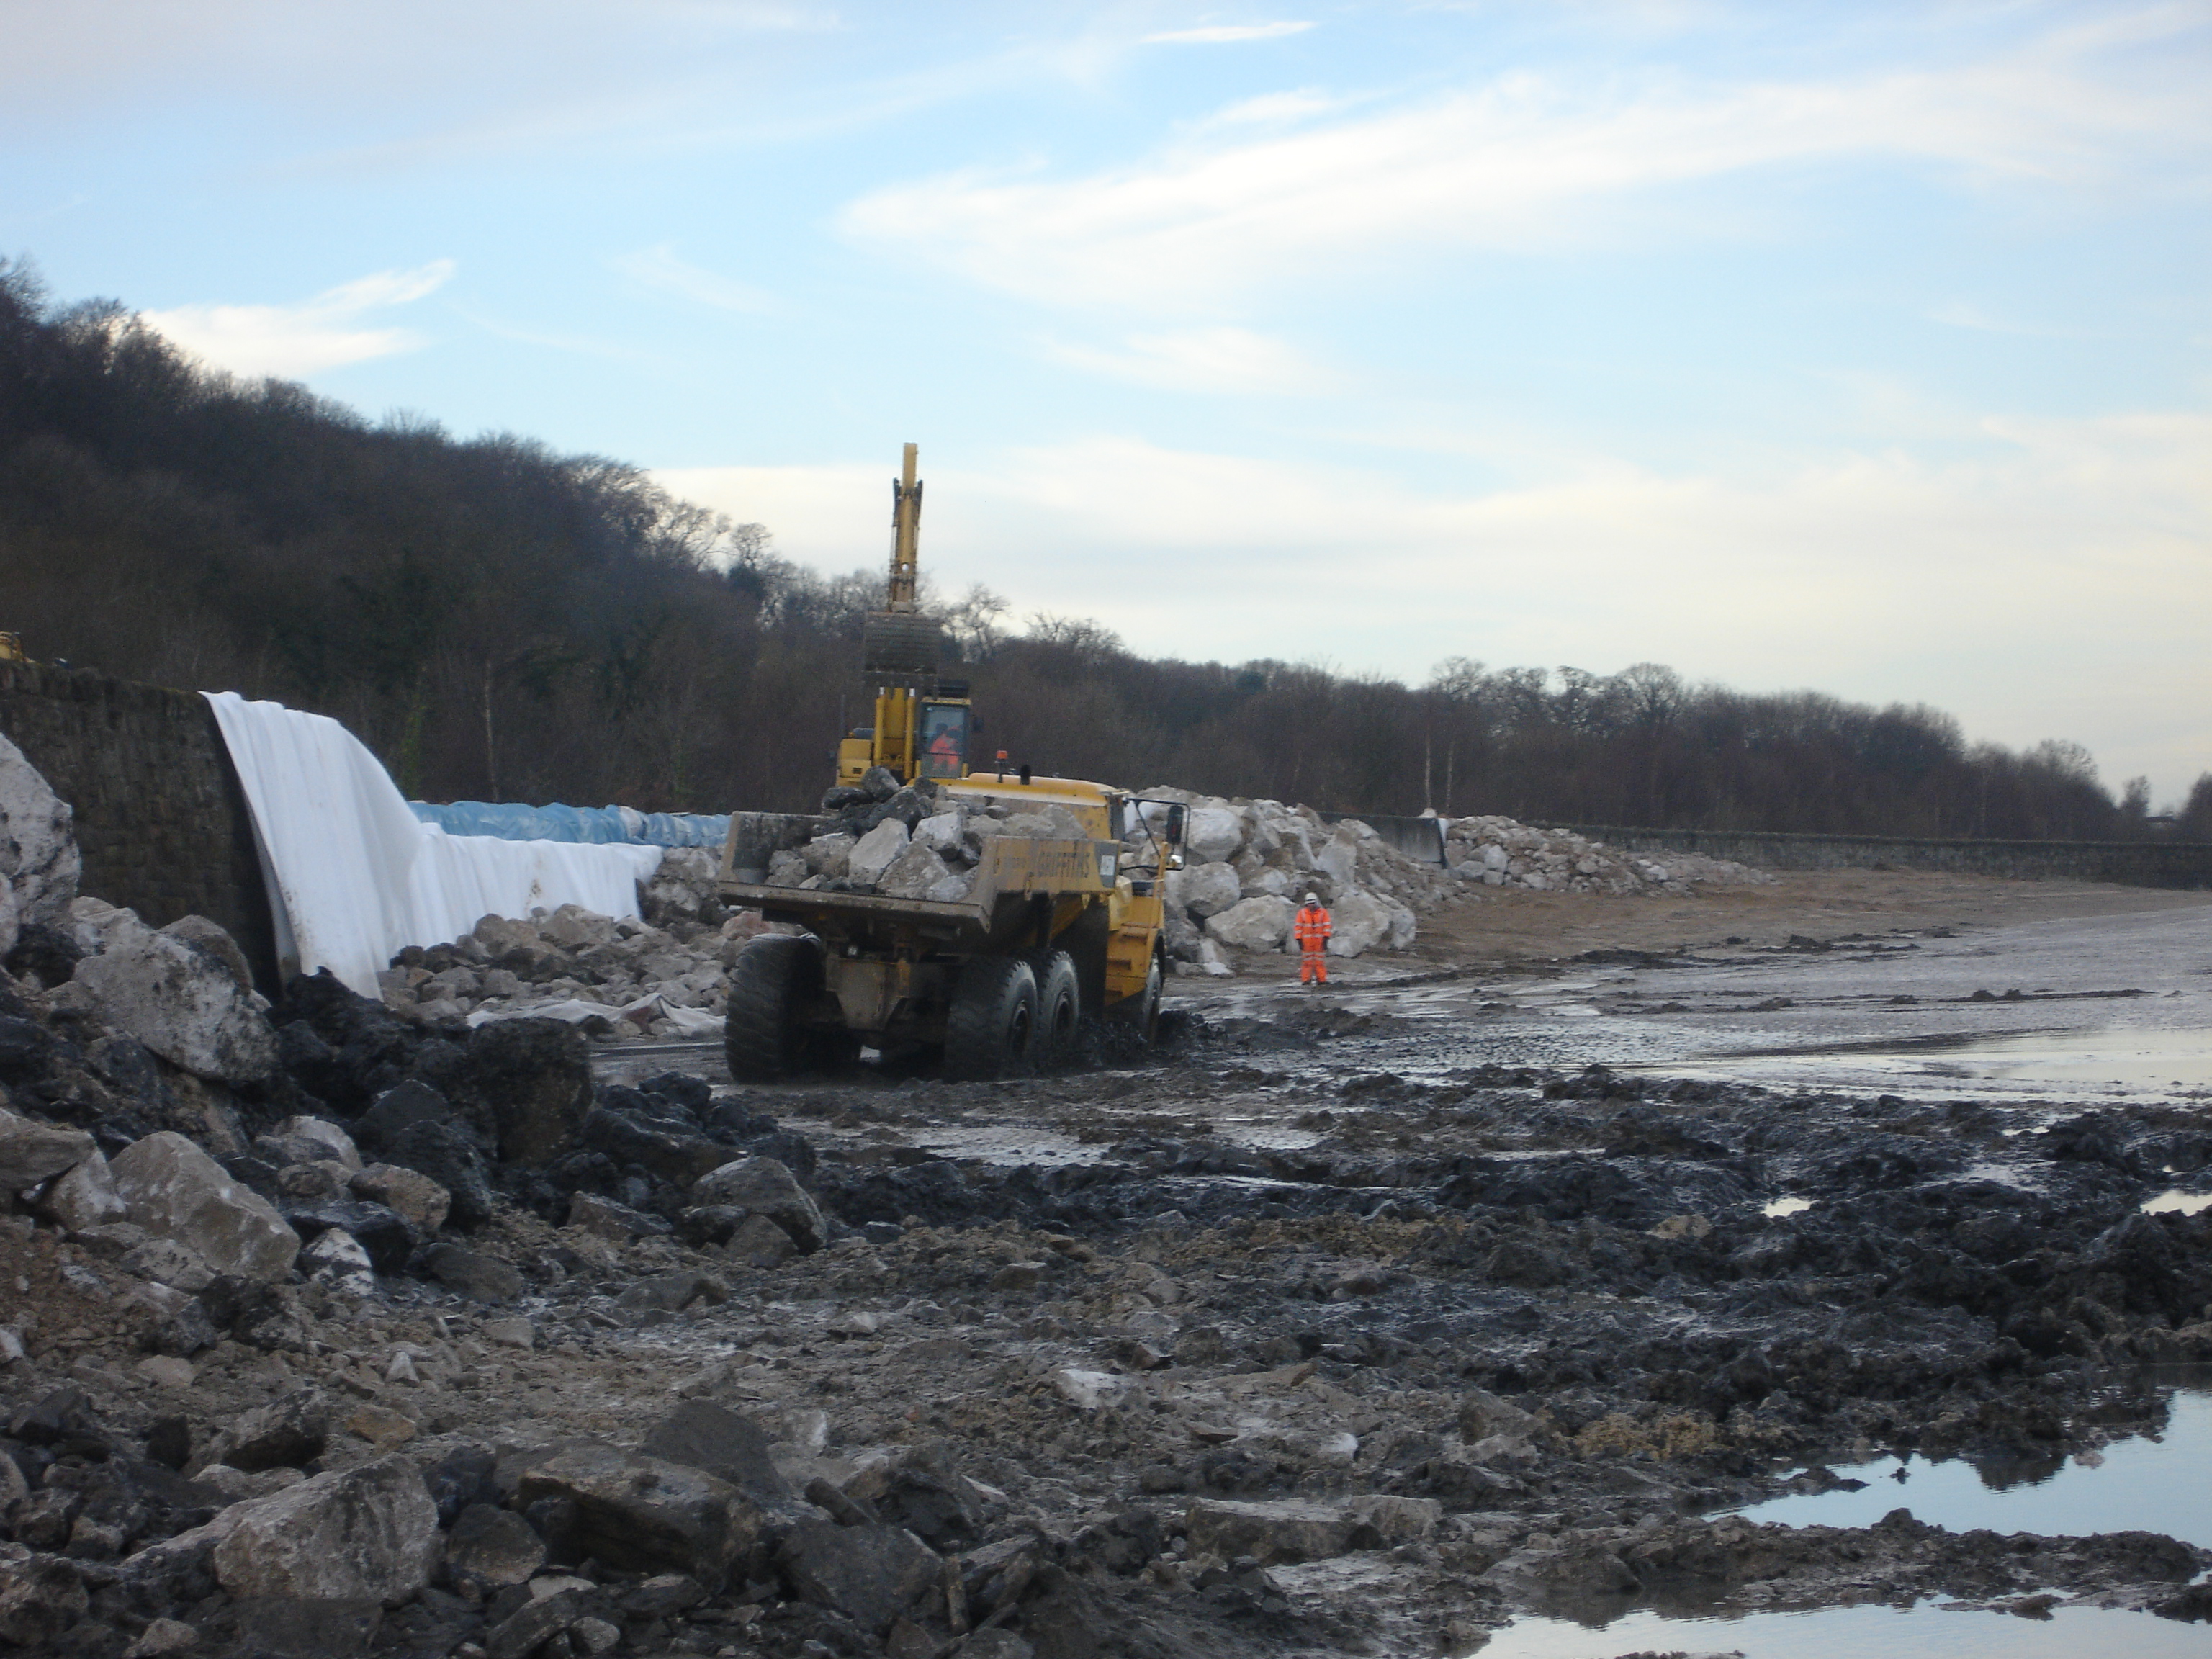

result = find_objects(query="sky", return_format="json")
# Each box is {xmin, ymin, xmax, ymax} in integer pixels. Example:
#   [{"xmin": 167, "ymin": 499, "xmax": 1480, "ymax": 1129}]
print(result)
[{"xmin": 4, "ymin": 0, "xmax": 2208, "ymax": 801}]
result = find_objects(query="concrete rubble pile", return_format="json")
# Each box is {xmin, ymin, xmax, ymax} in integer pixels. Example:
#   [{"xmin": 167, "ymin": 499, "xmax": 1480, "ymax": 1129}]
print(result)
[
  {"xmin": 763, "ymin": 768, "xmax": 1088, "ymax": 907},
  {"xmin": 1441, "ymin": 814, "xmax": 1771, "ymax": 896},
  {"xmin": 1138, "ymin": 789, "xmax": 1439, "ymax": 976},
  {"xmin": 1136, "ymin": 793, "xmax": 1755, "ymax": 979},
  {"xmin": 375, "ymin": 861, "xmax": 752, "ymax": 1043}
]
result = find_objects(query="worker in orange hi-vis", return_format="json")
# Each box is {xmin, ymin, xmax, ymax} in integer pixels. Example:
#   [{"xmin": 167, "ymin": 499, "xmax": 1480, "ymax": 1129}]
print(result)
[{"xmin": 1294, "ymin": 891, "xmax": 1333, "ymax": 986}]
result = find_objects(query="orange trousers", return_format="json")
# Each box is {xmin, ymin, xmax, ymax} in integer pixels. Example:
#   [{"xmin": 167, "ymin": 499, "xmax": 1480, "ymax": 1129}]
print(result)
[{"xmin": 1300, "ymin": 948, "xmax": 1328, "ymax": 984}]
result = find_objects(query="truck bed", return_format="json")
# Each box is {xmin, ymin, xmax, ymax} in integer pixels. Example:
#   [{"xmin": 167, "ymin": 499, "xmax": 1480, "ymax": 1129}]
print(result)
[{"xmin": 719, "ymin": 832, "xmax": 1123, "ymax": 954}]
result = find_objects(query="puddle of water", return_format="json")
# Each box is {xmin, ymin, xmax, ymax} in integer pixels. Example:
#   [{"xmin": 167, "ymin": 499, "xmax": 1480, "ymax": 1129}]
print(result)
[
  {"xmin": 1647, "ymin": 1025, "xmax": 2212, "ymax": 1102},
  {"xmin": 2144, "ymin": 1189, "xmax": 2212, "ymax": 1215},
  {"xmin": 1470, "ymin": 1601, "xmax": 2207, "ymax": 1659},
  {"xmin": 1763, "ymin": 1197, "xmax": 1816, "ymax": 1218},
  {"xmin": 896, "ymin": 1126, "xmax": 1109, "ymax": 1167},
  {"xmin": 1735, "ymin": 1387, "xmax": 2212, "ymax": 1550}
]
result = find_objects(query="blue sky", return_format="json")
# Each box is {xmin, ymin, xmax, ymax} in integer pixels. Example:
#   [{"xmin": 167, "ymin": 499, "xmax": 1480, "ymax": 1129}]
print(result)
[{"xmin": 5, "ymin": 1, "xmax": 2208, "ymax": 799}]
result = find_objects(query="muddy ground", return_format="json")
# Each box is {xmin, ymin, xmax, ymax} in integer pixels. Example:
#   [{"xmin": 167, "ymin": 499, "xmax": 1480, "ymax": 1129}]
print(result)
[{"xmin": 9, "ymin": 871, "xmax": 2212, "ymax": 1657}]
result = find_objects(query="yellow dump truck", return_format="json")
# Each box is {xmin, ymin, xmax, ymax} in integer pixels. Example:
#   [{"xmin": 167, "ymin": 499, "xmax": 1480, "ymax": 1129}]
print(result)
[{"xmin": 716, "ymin": 446, "xmax": 1183, "ymax": 1082}]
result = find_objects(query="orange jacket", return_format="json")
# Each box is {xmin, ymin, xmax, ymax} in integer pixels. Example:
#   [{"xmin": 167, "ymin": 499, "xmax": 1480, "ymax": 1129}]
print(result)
[{"xmin": 1294, "ymin": 904, "xmax": 1331, "ymax": 950}]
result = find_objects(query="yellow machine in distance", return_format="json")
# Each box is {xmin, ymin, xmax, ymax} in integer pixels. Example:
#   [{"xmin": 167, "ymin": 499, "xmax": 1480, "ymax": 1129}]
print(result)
[
  {"xmin": 719, "ymin": 444, "xmax": 1183, "ymax": 1080},
  {"xmin": 837, "ymin": 443, "xmax": 974, "ymax": 788}
]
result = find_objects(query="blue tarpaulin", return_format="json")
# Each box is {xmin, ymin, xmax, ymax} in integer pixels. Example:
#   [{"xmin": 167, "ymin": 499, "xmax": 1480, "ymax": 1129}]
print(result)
[{"xmin": 408, "ymin": 800, "xmax": 730, "ymax": 849}]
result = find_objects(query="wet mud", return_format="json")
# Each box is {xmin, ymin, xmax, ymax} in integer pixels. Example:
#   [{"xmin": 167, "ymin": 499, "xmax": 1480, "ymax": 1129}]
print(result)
[
  {"xmin": 9, "ymin": 885, "xmax": 2210, "ymax": 1658},
  {"xmin": 568, "ymin": 953, "xmax": 2212, "ymax": 1654}
]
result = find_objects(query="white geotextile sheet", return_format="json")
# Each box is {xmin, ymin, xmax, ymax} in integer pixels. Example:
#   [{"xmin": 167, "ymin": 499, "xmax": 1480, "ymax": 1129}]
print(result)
[{"xmin": 205, "ymin": 691, "xmax": 663, "ymax": 999}]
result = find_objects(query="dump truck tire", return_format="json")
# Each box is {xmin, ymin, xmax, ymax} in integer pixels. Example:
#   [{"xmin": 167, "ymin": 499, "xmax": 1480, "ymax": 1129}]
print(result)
[
  {"xmin": 1027, "ymin": 948, "xmax": 1080, "ymax": 1063},
  {"xmin": 1109, "ymin": 946, "xmax": 1163, "ymax": 1046},
  {"xmin": 944, "ymin": 956, "xmax": 1038, "ymax": 1082},
  {"xmin": 724, "ymin": 935, "xmax": 825, "ymax": 1082}
]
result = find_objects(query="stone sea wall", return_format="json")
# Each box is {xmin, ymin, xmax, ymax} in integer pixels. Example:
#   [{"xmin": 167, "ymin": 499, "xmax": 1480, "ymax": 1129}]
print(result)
[{"xmin": 0, "ymin": 662, "xmax": 276, "ymax": 986}]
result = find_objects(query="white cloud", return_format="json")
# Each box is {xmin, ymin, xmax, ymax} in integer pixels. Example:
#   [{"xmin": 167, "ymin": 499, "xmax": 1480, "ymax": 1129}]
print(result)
[
  {"xmin": 1927, "ymin": 301, "xmax": 2085, "ymax": 338},
  {"xmin": 657, "ymin": 409, "xmax": 2212, "ymax": 796},
  {"xmin": 611, "ymin": 243, "xmax": 779, "ymax": 313},
  {"xmin": 1143, "ymin": 22, "xmax": 1316, "ymax": 45},
  {"xmin": 1199, "ymin": 89, "xmax": 1346, "ymax": 128},
  {"xmin": 142, "ymin": 261, "xmax": 454, "ymax": 377},
  {"xmin": 1043, "ymin": 327, "xmax": 1331, "ymax": 393},
  {"xmin": 844, "ymin": 14, "xmax": 2212, "ymax": 309}
]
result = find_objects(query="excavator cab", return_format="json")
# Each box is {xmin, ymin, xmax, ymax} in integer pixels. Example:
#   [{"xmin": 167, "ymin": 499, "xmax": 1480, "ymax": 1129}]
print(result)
[{"xmin": 914, "ymin": 694, "xmax": 970, "ymax": 781}]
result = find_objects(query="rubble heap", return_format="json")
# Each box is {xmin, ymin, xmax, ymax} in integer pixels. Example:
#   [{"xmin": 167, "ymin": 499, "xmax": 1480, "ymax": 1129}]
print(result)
[
  {"xmin": 375, "ymin": 891, "xmax": 757, "ymax": 1041},
  {"xmin": 1136, "ymin": 792, "xmax": 1439, "ymax": 976},
  {"xmin": 1442, "ymin": 816, "xmax": 1773, "ymax": 895},
  {"xmin": 763, "ymin": 769, "xmax": 1092, "ymax": 907}
]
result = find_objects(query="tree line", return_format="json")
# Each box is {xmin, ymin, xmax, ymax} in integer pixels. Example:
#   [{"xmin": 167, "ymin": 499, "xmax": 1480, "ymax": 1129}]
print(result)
[{"xmin": 4, "ymin": 258, "xmax": 2203, "ymax": 842}]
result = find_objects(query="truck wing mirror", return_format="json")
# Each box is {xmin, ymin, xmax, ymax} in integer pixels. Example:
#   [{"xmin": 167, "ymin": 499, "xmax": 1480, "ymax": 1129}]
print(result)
[{"xmin": 1163, "ymin": 804, "xmax": 1187, "ymax": 843}]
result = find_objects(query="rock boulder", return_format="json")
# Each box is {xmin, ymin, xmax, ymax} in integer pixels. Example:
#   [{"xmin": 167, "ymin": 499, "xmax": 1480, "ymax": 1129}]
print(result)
[
  {"xmin": 1204, "ymin": 896, "xmax": 1295, "ymax": 953},
  {"xmin": 0, "ymin": 735, "xmax": 79, "ymax": 959},
  {"xmin": 848, "ymin": 820, "xmax": 910, "ymax": 888},
  {"xmin": 209, "ymin": 1453, "xmax": 440, "ymax": 1606},
  {"xmin": 69, "ymin": 907, "xmax": 276, "ymax": 1084},
  {"xmin": 458, "ymin": 1018, "xmax": 592, "ymax": 1166},
  {"xmin": 691, "ymin": 1156, "xmax": 825, "ymax": 1252},
  {"xmin": 876, "ymin": 842, "xmax": 951, "ymax": 901},
  {"xmin": 1182, "ymin": 806, "xmax": 1244, "ymax": 865},
  {"xmin": 516, "ymin": 1443, "xmax": 766, "ymax": 1591},
  {"xmin": 109, "ymin": 1131, "xmax": 300, "ymax": 1283},
  {"xmin": 1169, "ymin": 862, "xmax": 1243, "ymax": 920},
  {"xmin": 0, "ymin": 1106, "xmax": 94, "ymax": 1192},
  {"xmin": 1325, "ymin": 889, "xmax": 1416, "ymax": 957},
  {"xmin": 780, "ymin": 1521, "xmax": 943, "ymax": 1634}
]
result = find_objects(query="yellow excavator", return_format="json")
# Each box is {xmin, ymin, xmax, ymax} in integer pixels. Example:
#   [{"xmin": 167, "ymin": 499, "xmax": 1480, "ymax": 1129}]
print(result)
[{"xmin": 716, "ymin": 444, "xmax": 1183, "ymax": 1081}]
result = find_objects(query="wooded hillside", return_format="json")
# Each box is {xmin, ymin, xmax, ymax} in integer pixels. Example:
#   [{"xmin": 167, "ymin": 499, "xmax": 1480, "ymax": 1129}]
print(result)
[{"xmin": 6, "ymin": 260, "xmax": 2200, "ymax": 839}]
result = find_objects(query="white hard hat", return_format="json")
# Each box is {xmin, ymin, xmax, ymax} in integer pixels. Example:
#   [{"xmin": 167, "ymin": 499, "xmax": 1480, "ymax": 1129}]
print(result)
[{"xmin": 1303, "ymin": 892, "xmax": 1318, "ymax": 905}]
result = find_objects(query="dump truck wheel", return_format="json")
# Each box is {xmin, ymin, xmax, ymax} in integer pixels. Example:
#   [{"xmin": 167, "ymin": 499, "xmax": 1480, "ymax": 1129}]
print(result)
[
  {"xmin": 1110, "ymin": 947, "xmax": 1163, "ymax": 1046},
  {"xmin": 724, "ymin": 935, "xmax": 825, "ymax": 1082},
  {"xmin": 1027, "ymin": 949, "xmax": 1080, "ymax": 1062},
  {"xmin": 944, "ymin": 956, "xmax": 1038, "ymax": 1082}
]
